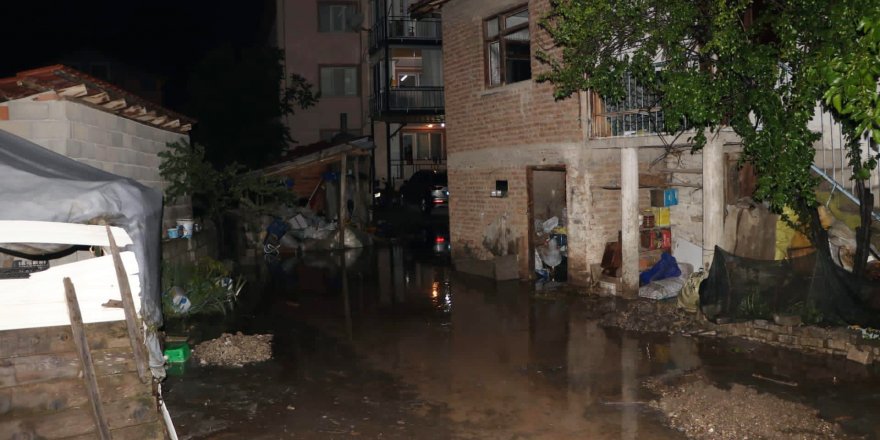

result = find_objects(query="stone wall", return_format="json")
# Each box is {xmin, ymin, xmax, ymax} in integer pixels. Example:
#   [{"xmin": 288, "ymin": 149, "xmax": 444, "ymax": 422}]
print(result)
[
  {"xmin": 161, "ymin": 225, "xmax": 219, "ymax": 267},
  {"xmin": 0, "ymin": 99, "xmax": 190, "ymax": 228},
  {"xmin": 710, "ymin": 319, "xmax": 879, "ymax": 365}
]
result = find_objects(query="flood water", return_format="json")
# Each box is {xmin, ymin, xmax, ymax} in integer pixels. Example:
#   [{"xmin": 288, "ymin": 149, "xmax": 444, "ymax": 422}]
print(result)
[{"xmin": 164, "ymin": 245, "xmax": 880, "ymax": 439}]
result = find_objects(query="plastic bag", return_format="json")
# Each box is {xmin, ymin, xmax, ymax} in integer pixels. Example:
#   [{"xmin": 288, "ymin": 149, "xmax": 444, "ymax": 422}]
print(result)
[{"xmin": 639, "ymin": 252, "xmax": 681, "ymax": 285}]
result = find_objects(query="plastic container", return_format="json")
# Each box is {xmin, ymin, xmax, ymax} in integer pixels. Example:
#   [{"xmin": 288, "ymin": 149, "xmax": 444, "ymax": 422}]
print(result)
[
  {"xmin": 176, "ymin": 218, "xmax": 194, "ymax": 238},
  {"xmin": 164, "ymin": 341, "xmax": 191, "ymax": 363},
  {"xmin": 167, "ymin": 228, "xmax": 179, "ymax": 239}
]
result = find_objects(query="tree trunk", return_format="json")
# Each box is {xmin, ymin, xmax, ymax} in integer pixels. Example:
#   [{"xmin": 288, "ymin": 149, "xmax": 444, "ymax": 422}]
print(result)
[{"xmin": 853, "ymin": 180, "xmax": 874, "ymax": 277}]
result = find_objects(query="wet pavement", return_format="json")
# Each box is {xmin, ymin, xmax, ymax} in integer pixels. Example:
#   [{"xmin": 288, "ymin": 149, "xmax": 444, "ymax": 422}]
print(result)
[{"xmin": 164, "ymin": 245, "xmax": 880, "ymax": 439}]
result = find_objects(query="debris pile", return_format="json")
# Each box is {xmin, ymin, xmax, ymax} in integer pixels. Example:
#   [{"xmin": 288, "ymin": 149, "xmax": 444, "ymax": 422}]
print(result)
[
  {"xmin": 645, "ymin": 373, "xmax": 841, "ymax": 439},
  {"xmin": 193, "ymin": 332, "xmax": 273, "ymax": 367}
]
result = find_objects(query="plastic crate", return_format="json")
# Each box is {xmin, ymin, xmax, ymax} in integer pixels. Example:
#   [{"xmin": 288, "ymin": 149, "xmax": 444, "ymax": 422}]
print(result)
[{"xmin": 164, "ymin": 342, "xmax": 191, "ymax": 363}]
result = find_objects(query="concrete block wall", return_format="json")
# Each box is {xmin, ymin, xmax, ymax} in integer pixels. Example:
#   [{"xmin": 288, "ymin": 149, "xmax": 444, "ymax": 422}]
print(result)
[{"xmin": 0, "ymin": 99, "xmax": 191, "ymax": 228}]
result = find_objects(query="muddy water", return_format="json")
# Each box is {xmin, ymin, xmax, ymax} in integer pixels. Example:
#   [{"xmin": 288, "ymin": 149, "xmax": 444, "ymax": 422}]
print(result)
[{"xmin": 164, "ymin": 246, "xmax": 880, "ymax": 439}]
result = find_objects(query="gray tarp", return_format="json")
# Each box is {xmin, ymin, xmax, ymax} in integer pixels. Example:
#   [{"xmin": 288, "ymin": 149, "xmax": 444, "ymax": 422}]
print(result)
[{"xmin": 0, "ymin": 129, "xmax": 166, "ymax": 379}]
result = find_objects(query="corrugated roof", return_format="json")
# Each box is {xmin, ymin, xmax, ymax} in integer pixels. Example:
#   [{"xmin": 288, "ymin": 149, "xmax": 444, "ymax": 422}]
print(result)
[{"xmin": 0, "ymin": 65, "xmax": 194, "ymax": 133}]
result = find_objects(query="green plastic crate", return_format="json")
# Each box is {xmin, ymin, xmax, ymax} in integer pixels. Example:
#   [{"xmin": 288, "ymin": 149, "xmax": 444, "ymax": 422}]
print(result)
[{"xmin": 164, "ymin": 342, "xmax": 191, "ymax": 363}]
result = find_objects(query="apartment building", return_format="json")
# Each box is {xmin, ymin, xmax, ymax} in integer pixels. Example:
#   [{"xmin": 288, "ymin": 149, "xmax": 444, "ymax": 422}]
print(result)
[{"xmin": 275, "ymin": 0, "xmax": 446, "ymax": 188}]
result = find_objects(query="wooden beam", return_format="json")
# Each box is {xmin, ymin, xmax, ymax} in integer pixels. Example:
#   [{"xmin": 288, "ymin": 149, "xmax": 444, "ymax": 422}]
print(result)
[
  {"xmin": 0, "ymin": 221, "xmax": 132, "ymax": 248},
  {"xmin": 63, "ymin": 277, "xmax": 113, "ymax": 440},
  {"xmin": 106, "ymin": 226, "xmax": 150, "ymax": 384}
]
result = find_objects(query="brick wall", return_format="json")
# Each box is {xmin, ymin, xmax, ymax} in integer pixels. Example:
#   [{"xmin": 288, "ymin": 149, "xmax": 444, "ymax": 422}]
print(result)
[
  {"xmin": 0, "ymin": 99, "xmax": 190, "ymax": 228},
  {"xmin": 442, "ymin": 0, "xmax": 717, "ymax": 283}
]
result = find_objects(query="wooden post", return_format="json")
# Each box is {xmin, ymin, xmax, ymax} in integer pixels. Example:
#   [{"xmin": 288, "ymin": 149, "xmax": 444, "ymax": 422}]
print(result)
[
  {"xmin": 63, "ymin": 277, "xmax": 113, "ymax": 440},
  {"xmin": 703, "ymin": 134, "xmax": 724, "ymax": 269},
  {"xmin": 105, "ymin": 226, "xmax": 150, "ymax": 384},
  {"xmin": 338, "ymin": 154, "xmax": 348, "ymax": 250},
  {"xmin": 620, "ymin": 147, "xmax": 640, "ymax": 297}
]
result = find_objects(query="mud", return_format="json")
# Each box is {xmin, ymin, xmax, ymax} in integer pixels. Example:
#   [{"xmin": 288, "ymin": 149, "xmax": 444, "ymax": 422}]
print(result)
[
  {"xmin": 646, "ymin": 372, "xmax": 844, "ymax": 439},
  {"xmin": 193, "ymin": 332, "xmax": 273, "ymax": 367}
]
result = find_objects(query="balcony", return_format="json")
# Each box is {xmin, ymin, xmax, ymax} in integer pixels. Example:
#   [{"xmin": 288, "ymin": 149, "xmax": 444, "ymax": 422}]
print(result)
[
  {"xmin": 370, "ymin": 17, "xmax": 442, "ymax": 52},
  {"xmin": 371, "ymin": 86, "xmax": 444, "ymax": 117},
  {"xmin": 591, "ymin": 73, "xmax": 665, "ymax": 138}
]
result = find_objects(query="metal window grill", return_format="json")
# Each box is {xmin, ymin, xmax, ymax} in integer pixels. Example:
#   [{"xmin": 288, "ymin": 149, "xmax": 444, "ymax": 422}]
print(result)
[{"xmin": 593, "ymin": 72, "xmax": 665, "ymax": 138}]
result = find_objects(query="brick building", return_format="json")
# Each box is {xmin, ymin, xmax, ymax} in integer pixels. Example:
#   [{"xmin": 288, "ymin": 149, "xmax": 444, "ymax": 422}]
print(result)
[{"xmin": 425, "ymin": 0, "xmax": 737, "ymax": 291}]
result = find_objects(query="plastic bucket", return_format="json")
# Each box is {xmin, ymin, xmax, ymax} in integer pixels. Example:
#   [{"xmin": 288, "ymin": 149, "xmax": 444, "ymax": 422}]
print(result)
[{"xmin": 176, "ymin": 219, "xmax": 194, "ymax": 238}]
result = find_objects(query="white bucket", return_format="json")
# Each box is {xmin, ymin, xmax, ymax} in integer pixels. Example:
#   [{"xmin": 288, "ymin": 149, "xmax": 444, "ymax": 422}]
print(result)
[{"xmin": 176, "ymin": 218, "xmax": 194, "ymax": 238}]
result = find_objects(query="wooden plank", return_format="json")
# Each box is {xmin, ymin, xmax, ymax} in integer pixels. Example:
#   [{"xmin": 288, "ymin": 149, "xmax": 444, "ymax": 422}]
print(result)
[
  {"xmin": 0, "ymin": 394, "xmax": 157, "ymax": 439},
  {"xmin": 0, "ymin": 322, "xmax": 130, "ymax": 360},
  {"xmin": 62, "ymin": 420, "xmax": 166, "ymax": 440},
  {"xmin": 63, "ymin": 278, "xmax": 112, "ymax": 440},
  {"xmin": 106, "ymin": 226, "xmax": 149, "ymax": 384},
  {"xmin": 0, "ymin": 372, "xmax": 152, "ymax": 418},
  {"xmin": 0, "ymin": 347, "xmax": 137, "ymax": 389},
  {"xmin": 652, "ymin": 167, "xmax": 703, "ymax": 174},
  {"xmin": 0, "ymin": 252, "xmax": 141, "ymax": 331},
  {"xmin": 0, "ymin": 221, "xmax": 132, "ymax": 247}
]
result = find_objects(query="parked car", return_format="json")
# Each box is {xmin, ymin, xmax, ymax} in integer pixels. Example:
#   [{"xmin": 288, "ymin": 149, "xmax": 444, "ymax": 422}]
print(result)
[{"xmin": 400, "ymin": 170, "xmax": 448, "ymax": 214}]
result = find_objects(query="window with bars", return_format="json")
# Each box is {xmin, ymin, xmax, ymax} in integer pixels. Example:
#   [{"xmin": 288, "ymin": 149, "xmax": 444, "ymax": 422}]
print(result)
[
  {"xmin": 484, "ymin": 7, "xmax": 531, "ymax": 87},
  {"xmin": 592, "ymin": 71, "xmax": 666, "ymax": 137},
  {"xmin": 320, "ymin": 66, "xmax": 359, "ymax": 97}
]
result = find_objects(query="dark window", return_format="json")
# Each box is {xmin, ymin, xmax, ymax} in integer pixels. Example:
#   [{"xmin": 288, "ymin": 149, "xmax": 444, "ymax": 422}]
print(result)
[
  {"xmin": 320, "ymin": 66, "xmax": 359, "ymax": 96},
  {"xmin": 318, "ymin": 2, "xmax": 358, "ymax": 32},
  {"xmin": 484, "ymin": 7, "xmax": 531, "ymax": 87}
]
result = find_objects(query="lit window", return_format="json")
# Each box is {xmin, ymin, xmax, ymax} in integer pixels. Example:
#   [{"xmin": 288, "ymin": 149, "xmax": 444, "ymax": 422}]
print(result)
[{"xmin": 484, "ymin": 7, "xmax": 531, "ymax": 87}]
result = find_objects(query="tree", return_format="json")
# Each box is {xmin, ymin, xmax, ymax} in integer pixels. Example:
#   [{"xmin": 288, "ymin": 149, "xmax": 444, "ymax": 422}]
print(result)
[
  {"xmin": 158, "ymin": 140, "xmax": 293, "ymax": 231},
  {"xmin": 539, "ymin": 0, "xmax": 879, "ymax": 269},
  {"xmin": 187, "ymin": 46, "xmax": 318, "ymax": 169},
  {"xmin": 823, "ymin": 6, "xmax": 880, "ymax": 275}
]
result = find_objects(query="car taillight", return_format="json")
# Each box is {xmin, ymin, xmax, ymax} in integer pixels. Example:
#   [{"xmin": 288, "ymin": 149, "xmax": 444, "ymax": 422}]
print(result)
[
  {"xmin": 433, "ymin": 199, "xmax": 444, "ymax": 204},
  {"xmin": 435, "ymin": 236, "xmax": 446, "ymax": 244}
]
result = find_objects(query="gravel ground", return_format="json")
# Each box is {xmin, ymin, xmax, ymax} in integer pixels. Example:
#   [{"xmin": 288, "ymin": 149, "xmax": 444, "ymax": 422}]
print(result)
[
  {"xmin": 193, "ymin": 332, "xmax": 273, "ymax": 367},
  {"xmin": 645, "ymin": 372, "xmax": 845, "ymax": 440}
]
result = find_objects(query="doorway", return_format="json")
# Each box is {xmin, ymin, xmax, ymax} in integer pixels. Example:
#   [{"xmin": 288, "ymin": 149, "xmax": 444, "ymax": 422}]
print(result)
[{"xmin": 528, "ymin": 166, "xmax": 568, "ymax": 282}]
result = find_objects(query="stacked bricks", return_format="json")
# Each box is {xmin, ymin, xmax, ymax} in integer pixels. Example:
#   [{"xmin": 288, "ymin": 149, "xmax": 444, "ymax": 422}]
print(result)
[{"xmin": 711, "ymin": 320, "xmax": 879, "ymax": 365}]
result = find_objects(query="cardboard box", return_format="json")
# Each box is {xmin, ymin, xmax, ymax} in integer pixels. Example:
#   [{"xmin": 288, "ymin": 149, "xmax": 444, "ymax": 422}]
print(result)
[
  {"xmin": 650, "ymin": 189, "xmax": 679, "ymax": 207},
  {"xmin": 664, "ymin": 188, "xmax": 678, "ymax": 206},
  {"xmin": 640, "ymin": 227, "xmax": 671, "ymax": 250},
  {"xmin": 639, "ymin": 249, "xmax": 665, "ymax": 270},
  {"xmin": 653, "ymin": 207, "xmax": 671, "ymax": 227},
  {"xmin": 591, "ymin": 263, "xmax": 622, "ymax": 295}
]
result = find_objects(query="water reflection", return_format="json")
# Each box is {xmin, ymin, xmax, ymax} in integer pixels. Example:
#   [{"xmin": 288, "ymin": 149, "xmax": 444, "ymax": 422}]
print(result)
[{"xmin": 257, "ymin": 245, "xmax": 880, "ymax": 438}]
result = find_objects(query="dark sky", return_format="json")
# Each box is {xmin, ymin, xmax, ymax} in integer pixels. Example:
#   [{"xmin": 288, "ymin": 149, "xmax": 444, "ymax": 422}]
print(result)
[{"xmin": 1, "ymin": 0, "xmax": 274, "ymax": 111}]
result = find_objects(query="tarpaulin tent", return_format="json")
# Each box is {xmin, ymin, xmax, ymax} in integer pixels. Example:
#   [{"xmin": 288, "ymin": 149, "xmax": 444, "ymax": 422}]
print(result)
[{"xmin": 0, "ymin": 129, "xmax": 167, "ymax": 378}]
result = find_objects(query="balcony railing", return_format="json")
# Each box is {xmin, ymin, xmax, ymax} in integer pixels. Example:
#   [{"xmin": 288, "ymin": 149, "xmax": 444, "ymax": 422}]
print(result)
[
  {"xmin": 370, "ymin": 17, "xmax": 442, "ymax": 50},
  {"xmin": 371, "ymin": 86, "xmax": 445, "ymax": 115},
  {"xmin": 391, "ymin": 159, "xmax": 446, "ymax": 181},
  {"xmin": 592, "ymin": 72, "xmax": 665, "ymax": 138}
]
